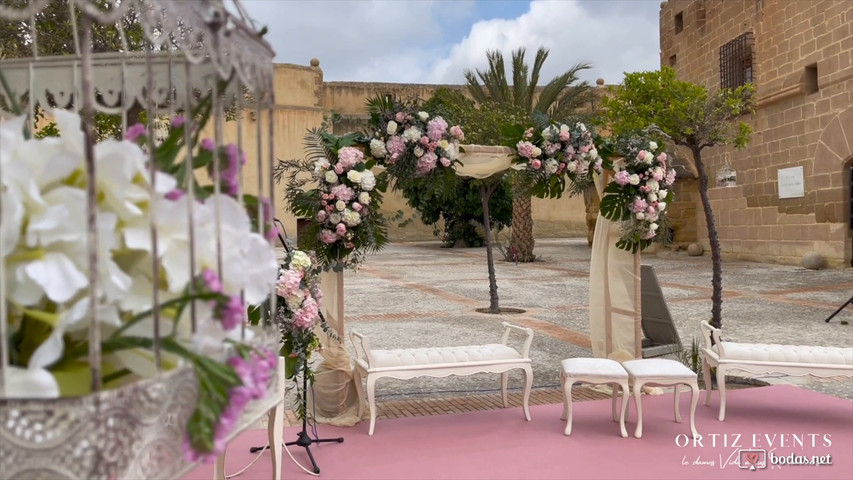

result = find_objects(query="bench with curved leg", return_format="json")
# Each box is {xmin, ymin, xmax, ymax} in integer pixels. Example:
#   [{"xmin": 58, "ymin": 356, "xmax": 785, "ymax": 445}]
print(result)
[
  {"xmin": 699, "ymin": 321, "xmax": 853, "ymax": 421},
  {"xmin": 350, "ymin": 322, "xmax": 534, "ymax": 435}
]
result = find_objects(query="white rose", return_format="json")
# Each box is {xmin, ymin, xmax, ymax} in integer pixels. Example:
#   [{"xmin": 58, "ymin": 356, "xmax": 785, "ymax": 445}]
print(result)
[
  {"xmin": 413, "ymin": 146, "xmax": 424, "ymax": 157},
  {"xmin": 532, "ymin": 147, "xmax": 542, "ymax": 157},
  {"xmin": 445, "ymin": 142, "xmax": 459, "ymax": 160},
  {"xmin": 359, "ymin": 170, "xmax": 376, "ymax": 191},
  {"xmin": 567, "ymin": 161, "xmax": 578, "ymax": 173},
  {"xmin": 560, "ymin": 124, "xmax": 570, "ymax": 132},
  {"xmin": 629, "ymin": 174, "xmax": 640, "ymax": 185},
  {"xmin": 343, "ymin": 209, "xmax": 362, "ymax": 226},
  {"xmin": 541, "ymin": 128, "xmax": 553, "ymax": 141},
  {"xmin": 358, "ymin": 192, "xmax": 370, "ymax": 205},
  {"xmin": 649, "ymin": 141, "xmax": 658, "ymax": 151},
  {"xmin": 369, "ymin": 138, "xmax": 387, "ymax": 158},
  {"xmin": 418, "ymin": 111, "xmax": 429, "ymax": 121},
  {"xmin": 577, "ymin": 122, "xmax": 587, "ymax": 132},
  {"xmin": 636, "ymin": 212, "xmax": 645, "ymax": 220},
  {"xmin": 439, "ymin": 139, "xmax": 449, "ymax": 150},
  {"xmin": 386, "ymin": 121, "xmax": 398, "ymax": 135},
  {"xmin": 589, "ymin": 148, "xmax": 598, "ymax": 159},
  {"xmin": 657, "ymin": 201, "xmax": 667, "ymax": 211},
  {"xmin": 335, "ymin": 200, "xmax": 346, "ymax": 211},
  {"xmin": 347, "ymin": 170, "xmax": 362, "ymax": 183},
  {"xmin": 648, "ymin": 193, "xmax": 658, "ymax": 202},
  {"xmin": 647, "ymin": 179, "xmax": 660, "ymax": 192},
  {"xmin": 650, "ymin": 222, "xmax": 659, "ymax": 231},
  {"xmin": 324, "ymin": 171, "xmax": 339, "ymax": 184},
  {"xmin": 329, "ymin": 213, "xmax": 341, "ymax": 224},
  {"xmin": 403, "ymin": 126, "xmax": 422, "ymax": 143},
  {"xmin": 658, "ymin": 189, "xmax": 668, "ymax": 199}
]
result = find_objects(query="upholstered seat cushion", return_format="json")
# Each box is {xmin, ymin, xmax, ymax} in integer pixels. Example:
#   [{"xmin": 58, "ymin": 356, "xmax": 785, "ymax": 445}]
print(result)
[
  {"xmin": 369, "ymin": 344, "xmax": 522, "ymax": 368},
  {"xmin": 561, "ymin": 358, "xmax": 628, "ymax": 379},
  {"xmin": 717, "ymin": 343, "xmax": 853, "ymax": 365},
  {"xmin": 622, "ymin": 358, "xmax": 697, "ymax": 378}
]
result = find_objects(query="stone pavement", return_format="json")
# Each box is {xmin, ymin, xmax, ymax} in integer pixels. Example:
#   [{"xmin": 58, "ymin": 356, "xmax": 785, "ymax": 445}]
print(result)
[{"xmin": 289, "ymin": 238, "xmax": 853, "ymax": 426}]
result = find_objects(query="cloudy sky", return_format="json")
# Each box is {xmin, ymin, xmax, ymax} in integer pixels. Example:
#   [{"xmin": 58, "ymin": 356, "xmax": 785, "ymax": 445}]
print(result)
[{"xmin": 239, "ymin": 0, "xmax": 662, "ymax": 86}]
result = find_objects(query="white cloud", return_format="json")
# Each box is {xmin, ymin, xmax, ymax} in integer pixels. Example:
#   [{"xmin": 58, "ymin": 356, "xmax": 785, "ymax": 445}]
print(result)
[{"xmin": 240, "ymin": 0, "xmax": 660, "ymax": 86}]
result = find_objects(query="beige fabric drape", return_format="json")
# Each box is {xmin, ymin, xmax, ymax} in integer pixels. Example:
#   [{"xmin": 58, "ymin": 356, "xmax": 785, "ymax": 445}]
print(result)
[
  {"xmin": 453, "ymin": 145, "xmax": 519, "ymax": 179},
  {"xmin": 307, "ymin": 270, "xmax": 362, "ymax": 426},
  {"xmin": 588, "ymin": 171, "xmax": 642, "ymax": 362}
]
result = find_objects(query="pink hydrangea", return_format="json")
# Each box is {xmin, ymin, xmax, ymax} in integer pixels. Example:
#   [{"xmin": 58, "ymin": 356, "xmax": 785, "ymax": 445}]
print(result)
[
  {"xmin": 337, "ymin": 146, "xmax": 363, "ymax": 170},
  {"xmin": 417, "ymin": 151, "xmax": 438, "ymax": 173},
  {"xmin": 516, "ymin": 141, "xmax": 538, "ymax": 159},
  {"xmin": 665, "ymin": 169, "xmax": 677, "ymax": 186},
  {"xmin": 330, "ymin": 184, "xmax": 355, "ymax": 202},
  {"xmin": 427, "ymin": 116, "xmax": 448, "ymax": 142},
  {"xmin": 614, "ymin": 170, "xmax": 631, "ymax": 186},
  {"xmin": 386, "ymin": 136, "xmax": 406, "ymax": 163},
  {"xmin": 276, "ymin": 269, "xmax": 303, "ymax": 298},
  {"xmin": 293, "ymin": 296, "xmax": 319, "ymax": 330},
  {"xmin": 632, "ymin": 197, "xmax": 649, "ymax": 213}
]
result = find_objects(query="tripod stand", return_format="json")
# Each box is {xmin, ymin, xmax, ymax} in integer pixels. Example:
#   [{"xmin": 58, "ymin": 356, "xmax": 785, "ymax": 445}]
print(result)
[
  {"xmin": 249, "ymin": 363, "xmax": 343, "ymax": 474},
  {"xmin": 825, "ymin": 295, "xmax": 853, "ymax": 323}
]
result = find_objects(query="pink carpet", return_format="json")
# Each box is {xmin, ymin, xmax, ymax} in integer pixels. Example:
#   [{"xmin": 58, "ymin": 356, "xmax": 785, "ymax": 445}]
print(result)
[{"xmin": 184, "ymin": 385, "xmax": 852, "ymax": 479}]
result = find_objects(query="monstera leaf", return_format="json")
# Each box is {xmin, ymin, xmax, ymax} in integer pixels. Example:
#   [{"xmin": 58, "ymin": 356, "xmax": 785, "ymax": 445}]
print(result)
[{"xmin": 599, "ymin": 181, "xmax": 631, "ymax": 222}]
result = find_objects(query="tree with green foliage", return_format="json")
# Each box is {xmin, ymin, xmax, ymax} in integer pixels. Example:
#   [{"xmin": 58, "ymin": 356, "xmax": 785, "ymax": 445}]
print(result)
[
  {"xmin": 601, "ymin": 67, "xmax": 755, "ymax": 329},
  {"xmin": 464, "ymin": 47, "xmax": 595, "ymax": 262}
]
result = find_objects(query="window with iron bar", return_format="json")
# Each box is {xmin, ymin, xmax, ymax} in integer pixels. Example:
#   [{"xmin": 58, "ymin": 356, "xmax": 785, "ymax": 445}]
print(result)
[{"xmin": 719, "ymin": 32, "xmax": 754, "ymax": 89}]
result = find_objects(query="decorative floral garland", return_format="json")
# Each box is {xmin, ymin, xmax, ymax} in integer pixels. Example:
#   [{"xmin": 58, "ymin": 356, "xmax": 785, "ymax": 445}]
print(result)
[
  {"xmin": 513, "ymin": 121, "xmax": 603, "ymax": 198},
  {"xmin": 600, "ymin": 132, "xmax": 677, "ymax": 253},
  {"xmin": 366, "ymin": 96, "xmax": 465, "ymax": 180},
  {"xmin": 280, "ymin": 131, "xmax": 388, "ymax": 270}
]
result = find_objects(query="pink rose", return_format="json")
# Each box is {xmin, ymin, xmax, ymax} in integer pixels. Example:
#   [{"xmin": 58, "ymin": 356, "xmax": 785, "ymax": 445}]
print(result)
[
  {"xmin": 395, "ymin": 112, "xmax": 405, "ymax": 123},
  {"xmin": 440, "ymin": 157, "xmax": 451, "ymax": 167},
  {"xmin": 450, "ymin": 125, "xmax": 464, "ymax": 139},
  {"xmin": 336, "ymin": 223, "xmax": 347, "ymax": 236},
  {"xmin": 320, "ymin": 229, "xmax": 337, "ymax": 244},
  {"xmin": 559, "ymin": 130, "xmax": 570, "ymax": 142},
  {"xmin": 614, "ymin": 170, "xmax": 630, "ymax": 186},
  {"xmin": 530, "ymin": 159, "xmax": 542, "ymax": 170},
  {"xmin": 352, "ymin": 202, "xmax": 363, "ymax": 212}
]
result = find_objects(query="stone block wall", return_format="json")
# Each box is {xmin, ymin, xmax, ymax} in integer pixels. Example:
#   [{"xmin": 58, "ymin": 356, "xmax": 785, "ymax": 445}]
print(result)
[{"xmin": 661, "ymin": 0, "xmax": 853, "ymax": 267}]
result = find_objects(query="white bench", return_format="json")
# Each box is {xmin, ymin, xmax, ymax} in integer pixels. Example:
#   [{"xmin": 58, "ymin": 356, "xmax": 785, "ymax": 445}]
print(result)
[
  {"xmin": 699, "ymin": 320, "xmax": 853, "ymax": 421},
  {"xmin": 350, "ymin": 322, "xmax": 534, "ymax": 435}
]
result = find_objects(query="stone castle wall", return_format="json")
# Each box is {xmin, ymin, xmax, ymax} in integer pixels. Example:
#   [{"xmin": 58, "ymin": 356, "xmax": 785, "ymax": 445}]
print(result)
[{"xmin": 660, "ymin": 0, "xmax": 853, "ymax": 267}]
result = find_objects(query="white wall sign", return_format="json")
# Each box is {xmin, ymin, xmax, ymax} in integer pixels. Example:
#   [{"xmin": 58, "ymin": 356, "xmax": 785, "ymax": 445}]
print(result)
[{"xmin": 778, "ymin": 166, "xmax": 805, "ymax": 199}]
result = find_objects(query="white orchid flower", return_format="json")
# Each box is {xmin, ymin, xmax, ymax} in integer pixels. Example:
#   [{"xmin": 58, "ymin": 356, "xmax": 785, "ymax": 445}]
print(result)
[{"xmin": 0, "ymin": 367, "xmax": 60, "ymax": 399}]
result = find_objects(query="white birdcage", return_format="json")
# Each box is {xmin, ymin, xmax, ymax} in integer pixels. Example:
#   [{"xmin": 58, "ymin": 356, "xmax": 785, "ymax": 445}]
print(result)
[{"xmin": 0, "ymin": 1, "xmax": 282, "ymax": 478}]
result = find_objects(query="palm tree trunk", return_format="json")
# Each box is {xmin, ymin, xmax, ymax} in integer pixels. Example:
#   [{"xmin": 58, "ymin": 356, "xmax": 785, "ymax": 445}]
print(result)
[
  {"xmin": 480, "ymin": 183, "xmax": 500, "ymax": 313},
  {"xmin": 510, "ymin": 178, "xmax": 535, "ymax": 262},
  {"xmin": 692, "ymin": 147, "xmax": 723, "ymax": 329},
  {"xmin": 583, "ymin": 184, "xmax": 600, "ymax": 247}
]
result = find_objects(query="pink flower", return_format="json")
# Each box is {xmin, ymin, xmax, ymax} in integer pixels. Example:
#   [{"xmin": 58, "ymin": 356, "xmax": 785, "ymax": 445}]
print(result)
[
  {"xmin": 386, "ymin": 136, "xmax": 406, "ymax": 162},
  {"xmin": 559, "ymin": 130, "xmax": 570, "ymax": 142},
  {"xmin": 530, "ymin": 159, "xmax": 542, "ymax": 170},
  {"xmin": 220, "ymin": 295, "xmax": 245, "ymax": 330},
  {"xmin": 395, "ymin": 111, "xmax": 405, "ymax": 123},
  {"xmin": 337, "ymin": 146, "xmax": 363, "ymax": 170},
  {"xmin": 516, "ymin": 141, "xmax": 537, "ymax": 159},
  {"xmin": 334, "ymin": 164, "xmax": 344, "ymax": 175},
  {"xmin": 427, "ymin": 116, "xmax": 449, "ymax": 142},
  {"xmin": 580, "ymin": 144, "xmax": 591, "ymax": 153},
  {"xmin": 294, "ymin": 296, "xmax": 319, "ymax": 329},
  {"xmin": 614, "ymin": 170, "xmax": 631, "ymax": 186},
  {"xmin": 652, "ymin": 169, "xmax": 664, "ymax": 181},
  {"xmin": 450, "ymin": 125, "xmax": 464, "ymax": 140},
  {"xmin": 336, "ymin": 223, "xmax": 347, "ymax": 236},
  {"xmin": 125, "ymin": 123, "xmax": 146, "ymax": 142},
  {"xmin": 171, "ymin": 115, "xmax": 185, "ymax": 128},
  {"xmin": 330, "ymin": 184, "xmax": 355, "ymax": 202},
  {"xmin": 417, "ymin": 151, "xmax": 438, "ymax": 173},
  {"xmin": 523, "ymin": 127, "xmax": 534, "ymax": 139},
  {"xmin": 440, "ymin": 157, "xmax": 451, "ymax": 167},
  {"xmin": 202, "ymin": 268, "xmax": 223, "ymax": 293},
  {"xmin": 276, "ymin": 269, "xmax": 302, "ymax": 297},
  {"xmin": 201, "ymin": 138, "xmax": 215, "ymax": 151},
  {"xmin": 637, "ymin": 150, "xmax": 648, "ymax": 162},
  {"xmin": 632, "ymin": 197, "xmax": 649, "ymax": 213},
  {"xmin": 352, "ymin": 202, "xmax": 363, "ymax": 212},
  {"xmin": 317, "ymin": 210, "xmax": 327, "ymax": 222},
  {"xmin": 420, "ymin": 136, "xmax": 430, "ymax": 146},
  {"xmin": 166, "ymin": 188, "xmax": 186, "ymax": 200},
  {"xmin": 665, "ymin": 169, "xmax": 677, "ymax": 186}
]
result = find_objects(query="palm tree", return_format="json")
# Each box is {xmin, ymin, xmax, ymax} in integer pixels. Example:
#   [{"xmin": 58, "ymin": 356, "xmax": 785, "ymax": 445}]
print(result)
[{"xmin": 464, "ymin": 47, "xmax": 594, "ymax": 262}]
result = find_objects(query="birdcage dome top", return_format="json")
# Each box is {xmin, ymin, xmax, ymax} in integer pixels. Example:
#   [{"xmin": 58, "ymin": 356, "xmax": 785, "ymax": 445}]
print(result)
[{"xmin": 0, "ymin": 0, "xmax": 274, "ymax": 95}]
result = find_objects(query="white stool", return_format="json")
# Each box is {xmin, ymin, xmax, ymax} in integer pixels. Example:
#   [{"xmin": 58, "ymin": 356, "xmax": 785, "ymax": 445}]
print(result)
[
  {"xmin": 622, "ymin": 358, "xmax": 699, "ymax": 439},
  {"xmin": 560, "ymin": 358, "xmax": 629, "ymax": 437}
]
